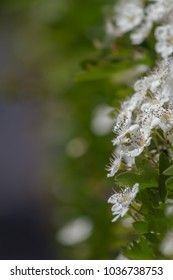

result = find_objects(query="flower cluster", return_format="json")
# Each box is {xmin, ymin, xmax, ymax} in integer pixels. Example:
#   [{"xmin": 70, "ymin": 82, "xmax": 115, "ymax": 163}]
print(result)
[
  {"xmin": 107, "ymin": 57, "xmax": 173, "ymax": 221},
  {"xmin": 108, "ymin": 184, "xmax": 139, "ymax": 222},
  {"xmin": 107, "ymin": 57, "xmax": 173, "ymax": 178},
  {"xmin": 106, "ymin": 0, "xmax": 173, "ymax": 58}
]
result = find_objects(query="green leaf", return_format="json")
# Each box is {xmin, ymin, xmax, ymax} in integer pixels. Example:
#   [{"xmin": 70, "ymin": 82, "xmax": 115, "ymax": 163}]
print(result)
[
  {"xmin": 133, "ymin": 221, "xmax": 149, "ymax": 234},
  {"xmin": 124, "ymin": 237, "xmax": 154, "ymax": 260},
  {"xmin": 115, "ymin": 157, "xmax": 158, "ymax": 189},
  {"xmin": 163, "ymin": 164, "xmax": 173, "ymax": 176},
  {"xmin": 115, "ymin": 171, "xmax": 141, "ymax": 187},
  {"xmin": 145, "ymin": 207, "xmax": 172, "ymax": 235},
  {"xmin": 159, "ymin": 152, "xmax": 170, "ymax": 202},
  {"xmin": 166, "ymin": 176, "xmax": 173, "ymax": 188},
  {"xmin": 77, "ymin": 60, "xmax": 148, "ymax": 82},
  {"xmin": 139, "ymin": 189, "xmax": 159, "ymax": 212},
  {"xmin": 165, "ymin": 176, "xmax": 173, "ymax": 198}
]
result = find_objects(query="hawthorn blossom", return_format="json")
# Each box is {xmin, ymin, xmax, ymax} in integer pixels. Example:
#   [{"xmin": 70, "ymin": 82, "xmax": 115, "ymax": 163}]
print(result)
[
  {"xmin": 106, "ymin": 0, "xmax": 173, "ymax": 57},
  {"xmin": 115, "ymin": 0, "xmax": 144, "ymax": 34},
  {"xmin": 146, "ymin": 0, "xmax": 173, "ymax": 23},
  {"xmin": 121, "ymin": 125, "xmax": 152, "ymax": 157},
  {"xmin": 155, "ymin": 25, "xmax": 173, "ymax": 58},
  {"xmin": 160, "ymin": 230, "xmax": 173, "ymax": 256},
  {"xmin": 108, "ymin": 184, "xmax": 139, "ymax": 222},
  {"xmin": 107, "ymin": 152, "xmax": 122, "ymax": 178},
  {"xmin": 141, "ymin": 102, "xmax": 173, "ymax": 130},
  {"xmin": 113, "ymin": 111, "xmax": 132, "ymax": 138},
  {"xmin": 131, "ymin": 21, "xmax": 152, "ymax": 45},
  {"xmin": 107, "ymin": 57, "xmax": 173, "ymax": 177}
]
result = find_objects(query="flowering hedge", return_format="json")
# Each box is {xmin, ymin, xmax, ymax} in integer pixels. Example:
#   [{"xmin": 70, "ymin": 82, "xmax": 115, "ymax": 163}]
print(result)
[
  {"xmin": 78, "ymin": 0, "xmax": 173, "ymax": 259},
  {"xmin": 105, "ymin": 0, "xmax": 173, "ymax": 259}
]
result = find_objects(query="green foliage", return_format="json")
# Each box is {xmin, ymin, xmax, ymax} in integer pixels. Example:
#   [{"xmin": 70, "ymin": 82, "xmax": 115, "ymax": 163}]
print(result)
[
  {"xmin": 124, "ymin": 237, "xmax": 155, "ymax": 260},
  {"xmin": 122, "ymin": 153, "xmax": 173, "ymax": 259},
  {"xmin": 159, "ymin": 152, "xmax": 170, "ymax": 202},
  {"xmin": 115, "ymin": 157, "xmax": 158, "ymax": 189},
  {"xmin": 77, "ymin": 49, "xmax": 151, "ymax": 82},
  {"xmin": 2, "ymin": 0, "xmax": 173, "ymax": 261},
  {"xmin": 133, "ymin": 221, "xmax": 149, "ymax": 234},
  {"xmin": 163, "ymin": 164, "xmax": 173, "ymax": 176},
  {"xmin": 166, "ymin": 176, "xmax": 173, "ymax": 198}
]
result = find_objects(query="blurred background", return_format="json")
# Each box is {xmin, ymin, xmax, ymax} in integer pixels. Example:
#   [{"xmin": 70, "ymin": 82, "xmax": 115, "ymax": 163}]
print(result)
[{"xmin": 0, "ymin": 0, "xmax": 147, "ymax": 260}]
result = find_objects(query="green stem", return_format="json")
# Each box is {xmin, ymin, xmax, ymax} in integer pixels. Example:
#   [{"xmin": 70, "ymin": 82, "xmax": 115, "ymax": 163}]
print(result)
[
  {"xmin": 128, "ymin": 211, "xmax": 137, "ymax": 221},
  {"xmin": 155, "ymin": 130, "xmax": 170, "ymax": 152},
  {"xmin": 145, "ymin": 147, "xmax": 159, "ymax": 168},
  {"xmin": 155, "ymin": 130, "xmax": 166, "ymax": 143},
  {"xmin": 130, "ymin": 204, "xmax": 144, "ymax": 216},
  {"xmin": 152, "ymin": 135, "xmax": 160, "ymax": 154}
]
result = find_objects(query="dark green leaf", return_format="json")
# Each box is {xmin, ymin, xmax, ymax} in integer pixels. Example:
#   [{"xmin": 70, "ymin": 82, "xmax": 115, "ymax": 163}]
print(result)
[
  {"xmin": 124, "ymin": 237, "xmax": 154, "ymax": 260},
  {"xmin": 165, "ymin": 176, "xmax": 173, "ymax": 198},
  {"xmin": 163, "ymin": 164, "xmax": 173, "ymax": 176},
  {"xmin": 115, "ymin": 157, "xmax": 158, "ymax": 189},
  {"xmin": 77, "ymin": 60, "xmax": 147, "ymax": 82},
  {"xmin": 133, "ymin": 221, "xmax": 149, "ymax": 234},
  {"xmin": 159, "ymin": 152, "xmax": 170, "ymax": 202},
  {"xmin": 139, "ymin": 188, "xmax": 159, "ymax": 214}
]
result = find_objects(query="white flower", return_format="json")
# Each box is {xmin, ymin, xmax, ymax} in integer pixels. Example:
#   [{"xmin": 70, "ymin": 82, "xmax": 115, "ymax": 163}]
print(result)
[
  {"xmin": 115, "ymin": 0, "xmax": 144, "ymax": 34},
  {"xmin": 155, "ymin": 25, "xmax": 173, "ymax": 58},
  {"xmin": 146, "ymin": 0, "xmax": 173, "ymax": 23},
  {"xmin": 150, "ymin": 104, "xmax": 173, "ymax": 132},
  {"xmin": 134, "ymin": 57, "xmax": 171, "ymax": 100},
  {"xmin": 107, "ymin": 152, "xmax": 122, "ymax": 177},
  {"xmin": 107, "ymin": 145, "xmax": 135, "ymax": 177},
  {"xmin": 160, "ymin": 230, "xmax": 173, "ymax": 257},
  {"xmin": 134, "ymin": 76, "xmax": 153, "ymax": 95},
  {"xmin": 107, "ymin": 57, "xmax": 173, "ymax": 179},
  {"xmin": 105, "ymin": 0, "xmax": 173, "ymax": 56},
  {"xmin": 113, "ymin": 111, "xmax": 131, "ymax": 138},
  {"xmin": 91, "ymin": 104, "xmax": 114, "ymax": 136},
  {"xmin": 57, "ymin": 217, "xmax": 93, "ymax": 245},
  {"xmin": 121, "ymin": 124, "xmax": 152, "ymax": 157},
  {"xmin": 141, "ymin": 98, "xmax": 173, "ymax": 132},
  {"xmin": 130, "ymin": 21, "xmax": 152, "ymax": 45},
  {"xmin": 121, "ymin": 92, "xmax": 143, "ymax": 112},
  {"xmin": 112, "ymin": 93, "xmax": 144, "ymax": 145},
  {"xmin": 149, "ymin": 58, "xmax": 170, "ymax": 93},
  {"xmin": 148, "ymin": 1, "xmax": 169, "ymax": 25},
  {"xmin": 162, "ymin": 62, "xmax": 173, "ymax": 101},
  {"xmin": 123, "ymin": 154, "xmax": 135, "ymax": 168},
  {"xmin": 108, "ymin": 183, "xmax": 139, "ymax": 222}
]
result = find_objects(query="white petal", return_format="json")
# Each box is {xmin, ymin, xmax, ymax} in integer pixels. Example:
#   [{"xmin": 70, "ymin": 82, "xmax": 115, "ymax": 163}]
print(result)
[
  {"xmin": 132, "ymin": 183, "xmax": 139, "ymax": 195},
  {"xmin": 108, "ymin": 194, "xmax": 119, "ymax": 204},
  {"xmin": 112, "ymin": 214, "xmax": 121, "ymax": 222},
  {"xmin": 112, "ymin": 204, "xmax": 122, "ymax": 212}
]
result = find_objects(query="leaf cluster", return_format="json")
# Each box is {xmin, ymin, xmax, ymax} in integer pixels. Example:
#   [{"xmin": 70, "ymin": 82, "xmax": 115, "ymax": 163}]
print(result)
[{"xmin": 120, "ymin": 153, "xmax": 173, "ymax": 259}]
